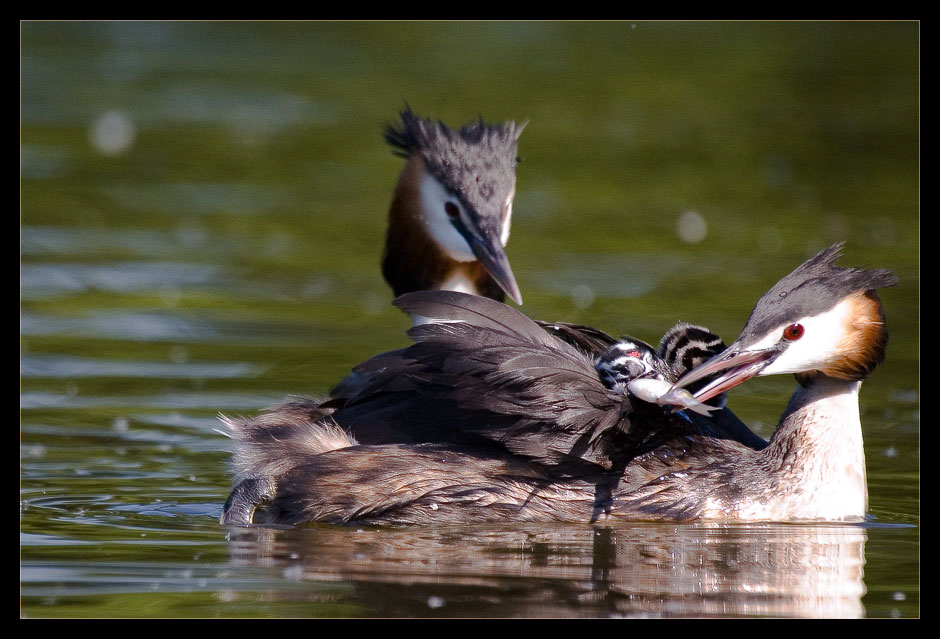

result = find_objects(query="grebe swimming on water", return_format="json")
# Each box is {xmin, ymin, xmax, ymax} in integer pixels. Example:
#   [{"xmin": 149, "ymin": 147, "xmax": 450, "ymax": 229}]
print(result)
[{"xmin": 220, "ymin": 243, "xmax": 895, "ymax": 525}]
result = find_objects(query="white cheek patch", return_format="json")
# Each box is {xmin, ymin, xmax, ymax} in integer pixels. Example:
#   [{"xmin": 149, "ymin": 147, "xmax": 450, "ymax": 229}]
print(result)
[
  {"xmin": 760, "ymin": 298, "xmax": 853, "ymax": 375},
  {"xmin": 500, "ymin": 189, "xmax": 514, "ymax": 246},
  {"xmin": 418, "ymin": 173, "xmax": 475, "ymax": 262}
]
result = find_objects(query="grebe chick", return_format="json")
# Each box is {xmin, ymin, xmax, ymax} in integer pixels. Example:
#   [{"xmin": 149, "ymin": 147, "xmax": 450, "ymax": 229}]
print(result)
[
  {"xmin": 220, "ymin": 244, "xmax": 895, "ymax": 525},
  {"xmin": 595, "ymin": 325, "xmax": 727, "ymax": 416}
]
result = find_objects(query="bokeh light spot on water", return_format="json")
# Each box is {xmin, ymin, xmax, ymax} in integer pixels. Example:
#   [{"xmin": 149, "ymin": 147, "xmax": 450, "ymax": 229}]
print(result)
[
  {"xmin": 89, "ymin": 110, "xmax": 136, "ymax": 156},
  {"xmin": 570, "ymin": 283, "xmax": 596, "ymax": 309},
  {"xmin": 676, "ymin": 210, "xmax": 707, "ymax": 244}
]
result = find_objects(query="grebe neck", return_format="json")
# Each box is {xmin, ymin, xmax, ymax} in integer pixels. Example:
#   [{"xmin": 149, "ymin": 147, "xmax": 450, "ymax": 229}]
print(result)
[{"xmin": 757, "ymin": 374, "xmax": 867, "ymax": 521}]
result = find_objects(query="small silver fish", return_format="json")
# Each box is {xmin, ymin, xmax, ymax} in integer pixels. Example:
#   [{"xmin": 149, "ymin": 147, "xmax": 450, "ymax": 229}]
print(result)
[{"xmin": 626, "ymin": 378, "xmax": 717, "ymax": 416}]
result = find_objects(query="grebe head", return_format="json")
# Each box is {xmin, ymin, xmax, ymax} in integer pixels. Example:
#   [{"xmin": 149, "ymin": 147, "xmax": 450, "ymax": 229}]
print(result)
[
  {"xmin": 383, "ymin": 107, "xmax": 525, "ymax": 304},
  {"xmin": 595, "ymin": 339, "xmax": 663, "ymax": 398},
  {"xmin": 674, "ymin": 243, "xmax": 899, "ymax": 402}
]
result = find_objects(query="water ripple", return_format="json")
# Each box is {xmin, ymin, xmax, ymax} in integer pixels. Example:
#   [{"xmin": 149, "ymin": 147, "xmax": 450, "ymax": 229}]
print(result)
[
  {"xmin": 20, "ymin": 261, "xmax": 222, "ymax": 297},
  {"xmin": 21, "ymin": 354, "xmax": 260, "ymax": 380}
]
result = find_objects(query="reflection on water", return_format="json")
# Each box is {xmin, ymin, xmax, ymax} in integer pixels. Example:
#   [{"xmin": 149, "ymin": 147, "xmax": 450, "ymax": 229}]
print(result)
[{"xmin": 224, "ymin": 522, "xmax": 868, "ymax": 618}]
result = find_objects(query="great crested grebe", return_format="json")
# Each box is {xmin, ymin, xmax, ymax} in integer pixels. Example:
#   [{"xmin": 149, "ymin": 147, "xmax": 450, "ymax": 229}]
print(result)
[
  {"xmin": 381, "ymin": 106, "xmax": 524, "ymax": 309},
  {"xmin": 372, "ymin": 107, "xmax": 645, "ymax": 349},
  {"xmin": 220, "ymin": 243, "xmax": 893, "ymax": 526}
]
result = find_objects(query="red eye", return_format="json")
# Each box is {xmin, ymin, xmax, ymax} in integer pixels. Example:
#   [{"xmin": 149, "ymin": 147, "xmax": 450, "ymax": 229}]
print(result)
[
  {"xmin": 444, "ymin": 202, "xmax": 460, "ymax": 219},
  {"xmin": 783, "ymin": 324, "xmax": 804, "ymax": 341}
]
